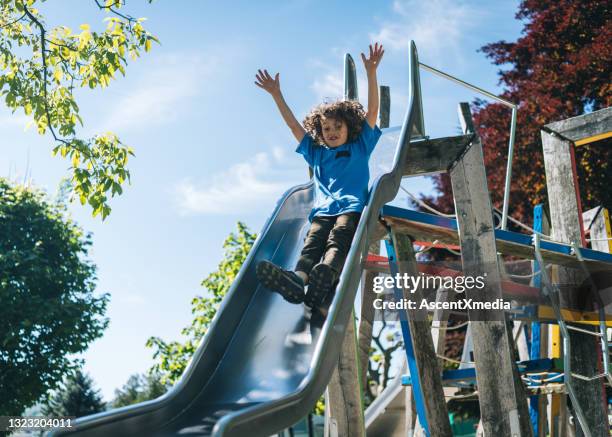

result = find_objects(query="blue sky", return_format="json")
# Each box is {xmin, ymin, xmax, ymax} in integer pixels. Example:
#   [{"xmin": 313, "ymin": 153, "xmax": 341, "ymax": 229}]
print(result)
[{"xmin": 1, "ymin": 0, "xmax": 523, "ymax": 401}]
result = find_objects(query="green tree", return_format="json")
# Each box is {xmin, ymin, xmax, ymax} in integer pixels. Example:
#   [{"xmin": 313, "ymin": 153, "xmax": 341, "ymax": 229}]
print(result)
[
  {"xmin": 146, "ymin": 222, "xmax": 256, "ymax": 384},
  {"xmin": 0, "ymin": 0, "xmax": 158, "ymax": 218},
  {"xmin": 41, "ymin": 370, "xmax": 106, "ymax": 417},
  {"xmin": 111, "ymin": 372, "xmax": 170, "ymax": 408},
  {"xmin": 365, "ymin": 319, "xmax": 403, "ymax": 407},
  {"xmin": 0, "ymin": 178, "xmax": 109, "ymax": 415}
]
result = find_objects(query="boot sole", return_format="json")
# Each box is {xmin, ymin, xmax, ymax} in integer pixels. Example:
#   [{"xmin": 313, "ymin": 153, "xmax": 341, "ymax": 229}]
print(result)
[
  {"xmin": 305, "ymin": 263, "xmax": 335, "ymax": 308},
  {"xmin": 256, "ymin": 261, "xmax": 304, "ymax": 304}
]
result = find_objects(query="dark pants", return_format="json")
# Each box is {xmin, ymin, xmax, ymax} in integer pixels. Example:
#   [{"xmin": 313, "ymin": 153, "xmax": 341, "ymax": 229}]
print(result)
[{"xmin": 295, "ymin": 212, "xmax": 361, "ymax": 275}]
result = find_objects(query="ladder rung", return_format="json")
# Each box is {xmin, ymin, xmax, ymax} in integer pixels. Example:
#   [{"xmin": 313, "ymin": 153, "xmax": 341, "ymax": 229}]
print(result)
[
  {"xmin": 571, "ymin": 372, "xmax": 608, "ymax": 382},
  {"xmin": 565, "ymin": 324, "xmax": 604, "ymax": 337}
]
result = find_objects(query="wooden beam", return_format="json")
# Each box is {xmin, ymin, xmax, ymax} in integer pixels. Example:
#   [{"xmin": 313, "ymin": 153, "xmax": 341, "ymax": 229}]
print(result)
[
  {"xmin": 358, "ymin": 270, "xmax": 377, "ymax": 392},
  {"xmin": 449, "ymin": 102, "xmax": 532, "ymax": 436},
  {"xmin": 402, "ymin": 134, "xmax": 473, "ymax": 177},
  {"xmin": 545, "ymin": 106, "xmax": 612, "ymax": 145},
  {"xmin": 325, "ymin": 312, "xmax": 365, "ymax": 437},
  {"xmin": 379, "ymin": 85, "xmax": 390, "ymax": 129},
  {"xmin": 358, "ymin": 240, "xmax": 381, "ymax": 392},
  {"xmin": 541, "ymin": 126, "xmax": 608, "ymax": 436},
  {"xmin": 430, "ymin": 287, "xmax": 452, "ymax": 358},
  {"xmin": 583, "ymin": 206, "xmax": 612, "ymax": 253},
  {"xmin": 391, "ymin": 231, "xmax": 452, "ymax": 436},
  {"xmin": 382, "ymin": 212, "xmax": 612, "ymax": 271}
]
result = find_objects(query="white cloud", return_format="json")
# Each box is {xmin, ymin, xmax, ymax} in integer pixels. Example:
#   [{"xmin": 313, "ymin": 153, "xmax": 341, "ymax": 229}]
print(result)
[
  {"xmin": 174, "ymin": 147, "xmax": 305, "ymax": 215},
  {"xmin": 102, "ymin": 53, "xmax": 219, "ymax": 131},
  {"xmin": 309, "ymin": 60, "xmax": 368, "ymax": 105},
  {"xmin": 371, "ymin": 0, "xmax": 480, "ymax": 65},
  {"xmin": 311, "ymin": 72, "xmax": 343, "ymax": 102}
]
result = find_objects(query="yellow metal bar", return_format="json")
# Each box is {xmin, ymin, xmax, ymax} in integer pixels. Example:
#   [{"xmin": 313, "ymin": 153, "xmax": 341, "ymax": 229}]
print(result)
[
  {"xmin": 538, "ymin": 306, "xmax": 612, "ymax": 327},
  {"xmin": 603, "ymin": 208, "xmax": 612, "ymax": 253},
  {"xmin": 550, "ymin": 323, "xmax": 561, "ymax": 437},
  {"xmin": 574, "ymin": 131, "xmax": 612, "ymax": 146},
  {"xmin": 550, "ymin": 324, "xmax": 561, "ymax": 358}
]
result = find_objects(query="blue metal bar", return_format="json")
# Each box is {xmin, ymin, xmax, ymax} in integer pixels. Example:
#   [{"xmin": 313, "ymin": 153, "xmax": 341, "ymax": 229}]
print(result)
[
  {"xmin": 384, "ymin": 234, "xmax": 430, "ymax": 436},
  {"xmin": 402, "ymin": 358, "xmax": 562, "ymax": 387},
  {"xmin": 381, "ymin": 205, "xmax": 612, "ymax": 264},
  {"xmin": 529, "ymin": 204, "xmax": 544, "ymax": 435}
]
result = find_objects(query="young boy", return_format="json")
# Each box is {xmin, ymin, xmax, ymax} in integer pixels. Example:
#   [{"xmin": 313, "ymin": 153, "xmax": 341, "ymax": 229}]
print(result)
[{"xmin": 255, "ymin": 43, "xmax": 384, "ymax": 309}]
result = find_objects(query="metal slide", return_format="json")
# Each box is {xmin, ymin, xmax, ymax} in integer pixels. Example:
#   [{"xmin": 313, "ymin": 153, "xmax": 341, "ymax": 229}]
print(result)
[
  {"xmin": 50, "ymin": 41, "xmax": 424, "ymax": 437},
  {"xmin": 364, "ymin": 359, "xmax": 408, "ymax": 437}
]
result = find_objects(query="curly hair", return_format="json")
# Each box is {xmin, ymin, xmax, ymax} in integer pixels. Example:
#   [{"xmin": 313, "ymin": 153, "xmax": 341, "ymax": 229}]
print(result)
[{"xmin": 303, "ymin": 100, "xmax": 366, "ymax": 145}]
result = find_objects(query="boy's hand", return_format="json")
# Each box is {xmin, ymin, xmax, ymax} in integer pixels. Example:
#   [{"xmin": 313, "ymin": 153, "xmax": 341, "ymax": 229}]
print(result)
[
  {"xmin": 255, "ymin": 69, "xmax": 281, "ymax": 96},
  {"xmin": 361, "ymin": 42, "xmax": 384, "ymax": 74}
]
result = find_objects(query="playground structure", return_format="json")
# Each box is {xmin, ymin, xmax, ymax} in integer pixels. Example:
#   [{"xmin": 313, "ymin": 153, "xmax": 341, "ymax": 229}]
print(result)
[{"xmin": 49, "ymin": 42, "xmax": 612, "ymax": 437}]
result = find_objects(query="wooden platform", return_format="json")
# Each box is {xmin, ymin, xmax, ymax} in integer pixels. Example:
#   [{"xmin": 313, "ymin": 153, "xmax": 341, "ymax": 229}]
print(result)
[{"xmin": 381, "ymin": 205, "xmax": 612, "ymax": 270}]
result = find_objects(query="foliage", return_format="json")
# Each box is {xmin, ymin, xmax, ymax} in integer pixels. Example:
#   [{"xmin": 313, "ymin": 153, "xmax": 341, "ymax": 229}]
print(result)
[
  {"xmin": 364, "ymin": 319, "xmax": 403, "ymax": 406},
  {"xmin": 425, "ymin": 0, "xmax": 611, "ymax": 226},
  {"xmin": 0, "ymin": 0, "xmax": 158, "ymax": 218},
  {"xmin": 0, "ymin": 178, "xmax": 109, "ymax": 415},
  {"xmin": 111, "ymin": 372, "xmax": 170, "ymax": 408},
  {"xmin": 41, "ymin": 370, "xmax": 106, "ymax": 417},
  {"xmin": 313, "ymin": 397, "xmax": 325, "ymax": 416},
  {"xmin": 146, "ymin": 222, "xmax": 256, "ymax": 384}
]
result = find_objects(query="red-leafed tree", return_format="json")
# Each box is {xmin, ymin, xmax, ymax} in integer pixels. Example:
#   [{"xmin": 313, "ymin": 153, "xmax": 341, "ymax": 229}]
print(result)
[{"xmin": 425, "ymin": 0, "xmax": 611, "ymax": 225}]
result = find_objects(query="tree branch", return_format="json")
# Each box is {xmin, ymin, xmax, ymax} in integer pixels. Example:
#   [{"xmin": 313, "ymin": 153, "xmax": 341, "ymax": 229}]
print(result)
[
  {"xmin": 22, "ymin": 4, "xmax": 69, "ymax": 146},
  {"xmin": 93, "ymin": 0, "xmax": 136, "ymax": 25},
  {"xmin": 1, "ymin": 12, "xmax": 26, "ymax": 28}
]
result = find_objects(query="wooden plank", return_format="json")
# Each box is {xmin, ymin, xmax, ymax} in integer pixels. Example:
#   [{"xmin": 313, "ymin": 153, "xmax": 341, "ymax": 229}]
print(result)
[
  {"xmin": 404, "ymin": 382, "xmax": 418, "ymax": 436},
  {"xmin": 430, "ymin": 287, "xmax": 452, "ymax": 358},
  {"xmin": 325, "ymin": 311, "xmax": 365, "ymax": 437},
  {"xmin": 391, "ymin": 232, "xmax": 452, "ymax": 436},
  {"xmin": 379, "ymin": 85, "xmax": 390, "ymax": 129},
  {"xmin": 365, "ymin": 254, "xmax": 612, "ymax": 316},
  {"xmin": 541, "ymin": 127, "xmax": 608, "ymax": 436},
  {"xmin": 583, "ymin": 206, "xmax": 612, "ymax": 253},
  {"xmin": 358, "ymin": 269, "xmax": 377, "ymax": 392},
  {"xmin": 382, "ymin": 211, "xmax": 612, "ymax": 270},
  {"xmin": 358, "ymin": 240, "xmax": 381, "ymax": 391},
  {"xmin": 402, "ymin": 134, "xmax": 473, "ymax": 177},
  {"xmin": 449, "ymin": 102, "xmax": 532, "ymax": 436},
  {"xmin": 545, "ymin": 106, "xmax": 612, "ymax": 144}
]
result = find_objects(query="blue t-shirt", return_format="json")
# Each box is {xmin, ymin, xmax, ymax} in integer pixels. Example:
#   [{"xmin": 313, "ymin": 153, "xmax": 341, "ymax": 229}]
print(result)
[{"xmin": 296, "ymin": 120, "xmax": 382, "ymax": 221}]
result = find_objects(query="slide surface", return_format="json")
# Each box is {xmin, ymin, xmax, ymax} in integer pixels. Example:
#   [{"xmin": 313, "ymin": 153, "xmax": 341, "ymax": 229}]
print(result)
[{"xmin": 50, "ymin": 42, "xmax": 423, "ymax": 437}]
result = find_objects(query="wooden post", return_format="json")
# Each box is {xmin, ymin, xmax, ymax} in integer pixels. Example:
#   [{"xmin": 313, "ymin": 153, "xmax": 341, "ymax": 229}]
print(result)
[
  {"xmin": 325, "ymin": 312, "xmax": 365, "ymax": 437},
  {"xmin": 449, "ymin": 102, "xmax": 532, "ymax": 436},
  {"xmin": 391, "ymin": 231, "xmax": 452, "ymax": 436},
  {"xmin": 404, "ymin": 385, "xmax": 418, "ymax": 437},
  {"xmin": 541, "ymin": 127, "xmax": 608, "ymax": 437},
  {"xmin": 583, "ymin": 206, "xmax": 612, "ymax": 253},
  {"xmin": 430, "ymin": 287, "xmax": 452, "ymax": 356},
  {"xmin": 358, "ymin": 269, "xmax": 377, "ymax": 391},
  {"xmin": 379, "ymin": 85, "xmax": 390, "ymax": 129}
]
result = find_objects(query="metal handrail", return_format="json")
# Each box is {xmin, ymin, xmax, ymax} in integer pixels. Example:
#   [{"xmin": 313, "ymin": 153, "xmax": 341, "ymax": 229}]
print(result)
[{"xmin": 419, "ymin": 62, "xmax": 518, "ymax": 231}]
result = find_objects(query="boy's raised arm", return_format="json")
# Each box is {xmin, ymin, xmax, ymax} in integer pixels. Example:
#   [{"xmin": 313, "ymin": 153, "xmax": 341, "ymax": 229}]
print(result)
[
  {"xmin": 255, "ymin": 69, "xmax": 306, "ymax": 143},
  {"xmin": 361, "ymin": 43, "xmax": 385, "ymax": 128}
]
